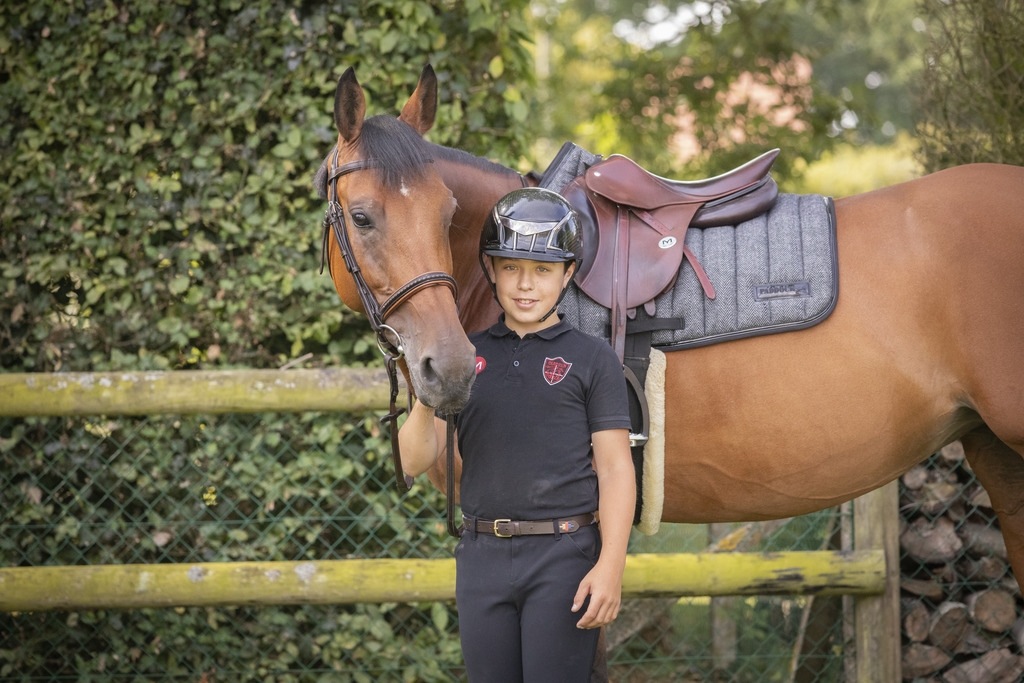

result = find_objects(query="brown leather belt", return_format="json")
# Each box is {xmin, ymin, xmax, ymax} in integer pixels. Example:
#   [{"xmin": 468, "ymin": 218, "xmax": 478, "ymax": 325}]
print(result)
[{"xmin": 465, "ymin": 513, "xmax": 595, "ymax": 538}]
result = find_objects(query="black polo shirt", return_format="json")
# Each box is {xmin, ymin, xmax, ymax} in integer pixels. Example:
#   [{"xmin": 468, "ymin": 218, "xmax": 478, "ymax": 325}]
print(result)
[{"xmin": 456, "ymin": 315, "xmax": 631, "ymax": 521}]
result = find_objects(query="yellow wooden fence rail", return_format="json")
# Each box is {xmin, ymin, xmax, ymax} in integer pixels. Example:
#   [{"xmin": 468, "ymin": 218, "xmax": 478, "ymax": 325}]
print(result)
[
  {"xmin": 0, "ymin": 550, "xmax": 885, "ymax": 612},
  {"xmin": 0, "ymin": 368, "xmax": 398, "ymax": 417}
]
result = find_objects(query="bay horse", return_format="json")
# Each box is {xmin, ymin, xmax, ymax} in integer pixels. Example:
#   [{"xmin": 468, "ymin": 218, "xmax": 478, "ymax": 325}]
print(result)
[{"xmin": 317, "ymin": 65, "xmax": 1024, "ymax": 590}]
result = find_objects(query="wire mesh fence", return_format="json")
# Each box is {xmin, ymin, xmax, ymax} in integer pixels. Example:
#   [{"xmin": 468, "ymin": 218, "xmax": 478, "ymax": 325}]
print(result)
[{"xmin": 1, "ymin": 411, "xmax": 1018, "ymax": 681}]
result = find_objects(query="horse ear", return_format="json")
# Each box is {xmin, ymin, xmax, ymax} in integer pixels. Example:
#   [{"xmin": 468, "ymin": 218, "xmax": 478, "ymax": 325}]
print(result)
[
  {"xmin": 334, "ymin": 67, "xmax": 366, "ymax": 142},
  {"xmin": 399, "ymin": 64, "xmax": 437, "ymax": 136}
]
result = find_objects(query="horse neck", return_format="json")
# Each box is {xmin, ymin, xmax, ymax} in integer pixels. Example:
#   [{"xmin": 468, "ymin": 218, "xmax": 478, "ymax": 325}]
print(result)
[{"xmin": 434, "ymin": 150, "xmax": 526, "ymax": 333}]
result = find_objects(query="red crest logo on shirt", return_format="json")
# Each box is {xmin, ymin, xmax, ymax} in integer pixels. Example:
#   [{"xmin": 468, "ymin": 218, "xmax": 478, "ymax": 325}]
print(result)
[
  {"xmin": 542, "ymin": 357, "xmax": 572, "ymax": 385},
  {"xmin": 475, "ymin": 356, "xmax": 486, "ymax": 374}
]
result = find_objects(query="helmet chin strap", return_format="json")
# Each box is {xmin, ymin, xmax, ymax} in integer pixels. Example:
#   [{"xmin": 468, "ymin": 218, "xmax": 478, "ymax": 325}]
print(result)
[
  {"xmin": 536, "ymin": 306, "xmax": 558, "ymax": 323},
  {"xmin": 537, "ymin": 284, "xmax": 568, "ymax": 323},
  {"xmin": 549, "ymin": 260, "xmax": 580, "ymax": 321}
]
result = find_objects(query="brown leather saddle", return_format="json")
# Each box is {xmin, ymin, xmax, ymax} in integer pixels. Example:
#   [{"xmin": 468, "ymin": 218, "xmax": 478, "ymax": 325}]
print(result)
[{"xmin": 563, "ymin": 149, "xmax": 780, "ymax": 360}]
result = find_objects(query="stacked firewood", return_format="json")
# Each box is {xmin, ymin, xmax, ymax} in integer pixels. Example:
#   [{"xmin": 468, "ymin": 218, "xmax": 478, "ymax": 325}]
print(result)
[{"xmin": 899, "ymin": 441, "xmax": 1024, "ymax": 682}]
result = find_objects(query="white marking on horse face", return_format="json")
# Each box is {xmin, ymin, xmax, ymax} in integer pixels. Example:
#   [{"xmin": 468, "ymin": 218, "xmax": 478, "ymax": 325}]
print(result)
[{"xmin": 400, "ymin": 180, "xmax": 411, "ymax": 197}]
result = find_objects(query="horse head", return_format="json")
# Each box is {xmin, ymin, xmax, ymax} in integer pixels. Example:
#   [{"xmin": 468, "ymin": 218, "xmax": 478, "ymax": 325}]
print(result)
[{"xmin": 318, "ymin": 65, "xmax": 477, "ymax": 414}]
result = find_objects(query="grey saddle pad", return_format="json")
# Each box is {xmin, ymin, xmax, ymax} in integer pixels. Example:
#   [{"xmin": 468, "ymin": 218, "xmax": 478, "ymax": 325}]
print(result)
[{"xmin": 559, "ymin": 192, "xmax": 839, "ymax": 350}]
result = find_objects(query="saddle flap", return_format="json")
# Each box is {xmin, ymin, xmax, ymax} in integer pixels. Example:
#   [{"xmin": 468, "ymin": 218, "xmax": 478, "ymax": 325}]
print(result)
[{"xmin": 565, "ymin": 176, "xmax": 685, "ymax": 313}]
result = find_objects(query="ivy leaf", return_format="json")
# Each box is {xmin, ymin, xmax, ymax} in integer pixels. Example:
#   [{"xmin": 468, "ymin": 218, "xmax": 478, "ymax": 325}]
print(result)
[
  {"xmin": 488, "ymin": 55, "xmax": 504, "ymax": 78},
  {"xmin": 430, "ymin": 602, "xmax": 449, "ymax": 632},
  {"xmin": 168, "ymin": 275, "xmax": 190, "ymax": 295},
  {"xmin": 380, "ymin": 30, "xmax": 399, "ymax": 53}
]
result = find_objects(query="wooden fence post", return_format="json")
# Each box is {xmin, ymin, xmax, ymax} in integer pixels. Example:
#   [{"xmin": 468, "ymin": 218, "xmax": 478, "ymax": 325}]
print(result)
[{"xmin": 854, "ymin": 480, "xmax": 901, "ymax": 682}]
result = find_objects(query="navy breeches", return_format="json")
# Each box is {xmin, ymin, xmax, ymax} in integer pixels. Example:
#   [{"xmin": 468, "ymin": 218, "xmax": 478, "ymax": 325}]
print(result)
[{"xmin": 454, "ymin": 524, "xmax": 602, "ymax": 683}]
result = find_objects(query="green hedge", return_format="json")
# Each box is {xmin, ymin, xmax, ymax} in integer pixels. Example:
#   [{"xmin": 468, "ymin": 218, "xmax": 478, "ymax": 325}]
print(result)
[{"xmin": 0, "ymin": 0, "xmax": 533, "ymax": 374}]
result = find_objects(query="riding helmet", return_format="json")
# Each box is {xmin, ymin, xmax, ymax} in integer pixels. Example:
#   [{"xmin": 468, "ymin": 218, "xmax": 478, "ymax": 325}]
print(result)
[{"xmin": 480, "ymin": 187, "xmax": 583, "ymax": 270}]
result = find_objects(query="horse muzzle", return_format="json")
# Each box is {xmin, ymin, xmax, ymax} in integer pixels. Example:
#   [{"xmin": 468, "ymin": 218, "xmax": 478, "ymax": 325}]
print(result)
[{"xmin": 405, "ymin": 335, "xmax": 477, "ymax": 415}]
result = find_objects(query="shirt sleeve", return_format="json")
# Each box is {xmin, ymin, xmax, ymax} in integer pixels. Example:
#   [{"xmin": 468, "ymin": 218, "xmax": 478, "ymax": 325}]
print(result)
[{"xmin": 585, "ymin": 338, "xmax": 632, "ymax": 434}]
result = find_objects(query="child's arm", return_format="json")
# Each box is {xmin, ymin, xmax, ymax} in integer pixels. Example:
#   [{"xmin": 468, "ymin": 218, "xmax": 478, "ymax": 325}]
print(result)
[
  {"xmin": 572, "ymin": 427, "xmax": 635, "ymax": 629},
  {"xmin": 397, "ymin": 400, "xmax": 463, "ymax": 501},
  {"xmin": 397, "ymin": 399, "xmax": 446, "ymax": 477}
]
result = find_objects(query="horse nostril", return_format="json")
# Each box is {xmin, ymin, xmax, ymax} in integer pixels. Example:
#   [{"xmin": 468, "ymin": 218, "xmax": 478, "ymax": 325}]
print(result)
[{"xmin": 420, "ymin": 356, "xmax": 440, "ymax": 388}]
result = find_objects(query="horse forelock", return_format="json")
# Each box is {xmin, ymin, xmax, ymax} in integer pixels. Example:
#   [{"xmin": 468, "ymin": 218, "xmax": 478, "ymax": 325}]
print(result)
[
  {"xmin": 360, "ymin": 115, "xmax": 434, "ymax": 188},
  {"xmin": 313, "ymin": 115, "xmax": 433, "ymax": 200}
]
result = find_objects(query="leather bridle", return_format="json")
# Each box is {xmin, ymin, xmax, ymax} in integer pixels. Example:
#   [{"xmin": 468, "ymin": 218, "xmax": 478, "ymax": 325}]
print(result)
[{"xmin": 320, "ymin": 146, "xmax": 459, "ymax": 500}]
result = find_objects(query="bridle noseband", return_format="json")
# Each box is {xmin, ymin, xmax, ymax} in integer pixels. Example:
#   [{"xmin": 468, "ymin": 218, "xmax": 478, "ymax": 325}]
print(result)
[{"xmin": 321, "ymin": 147, "xmax": 459, "ymax": 496}]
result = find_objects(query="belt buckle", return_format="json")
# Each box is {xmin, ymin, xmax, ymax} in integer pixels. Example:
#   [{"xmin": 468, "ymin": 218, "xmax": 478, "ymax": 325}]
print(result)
[{"xmin": 493, "ymin": 519, "xmax": 513, "ymax": 538}]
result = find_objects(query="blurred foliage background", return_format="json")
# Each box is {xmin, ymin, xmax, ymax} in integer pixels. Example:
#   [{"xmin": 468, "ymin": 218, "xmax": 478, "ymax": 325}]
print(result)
[{"xmin": 529, "ymin": 0, "xmax": 921, "ymax": 185}]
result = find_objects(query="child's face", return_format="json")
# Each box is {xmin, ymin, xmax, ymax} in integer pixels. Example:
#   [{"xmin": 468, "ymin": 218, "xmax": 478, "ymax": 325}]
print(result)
[{"xmin": 487, "ymin": 256, "xmax": 574, "ymax": 334}]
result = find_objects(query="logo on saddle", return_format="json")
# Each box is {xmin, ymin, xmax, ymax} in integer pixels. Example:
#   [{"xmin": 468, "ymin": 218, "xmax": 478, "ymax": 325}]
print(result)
[{"xmin": 562, "ymin": 149, "xmax": 780, "ymax": 360}]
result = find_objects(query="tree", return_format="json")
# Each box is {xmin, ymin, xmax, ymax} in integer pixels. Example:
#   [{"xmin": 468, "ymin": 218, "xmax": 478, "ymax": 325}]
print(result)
[
  {"xmin": 528, "ymin": 0, "xmax": 925, "ymax": 183},
  {"xmin": 915, "ymin": 0, "xmax": 1024, "ymax": 170}
]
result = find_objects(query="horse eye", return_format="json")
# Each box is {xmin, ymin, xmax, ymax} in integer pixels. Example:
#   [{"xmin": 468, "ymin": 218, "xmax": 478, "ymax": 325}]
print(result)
[{"xmin": 350, "ymin": 210, "xmax": 372, "ymax": 229}]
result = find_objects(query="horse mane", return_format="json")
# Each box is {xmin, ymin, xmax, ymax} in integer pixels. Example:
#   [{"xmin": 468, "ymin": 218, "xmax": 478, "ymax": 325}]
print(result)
[
  {"xmin": 429, "ymin": 143, "xmax": 516, "ymax": 177},
  {"xmin": 313, "ymin": 115, "xmax": 517, "ymax": 200}
]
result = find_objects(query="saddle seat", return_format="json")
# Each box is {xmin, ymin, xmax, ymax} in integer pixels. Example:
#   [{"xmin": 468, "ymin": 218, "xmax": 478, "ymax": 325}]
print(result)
[
  {"xmin": 587, "ymin": 148, "xmax": 779, "ymax": 216},
  {"xmin": 563, "ymin": 149, "xmax": 780, "ymax": 361}
]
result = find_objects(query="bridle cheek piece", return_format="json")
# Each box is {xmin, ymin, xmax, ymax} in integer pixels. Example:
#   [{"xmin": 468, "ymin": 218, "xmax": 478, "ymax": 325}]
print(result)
[{"xmin": 321, "ymin": 148, "xmax": 459, "ymax": 495}]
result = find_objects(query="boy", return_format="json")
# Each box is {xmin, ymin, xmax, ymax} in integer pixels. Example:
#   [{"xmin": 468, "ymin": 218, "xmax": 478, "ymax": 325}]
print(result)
[{"xmin": 398, "ymin": 187, "xmax": 635, "ymax": 682}]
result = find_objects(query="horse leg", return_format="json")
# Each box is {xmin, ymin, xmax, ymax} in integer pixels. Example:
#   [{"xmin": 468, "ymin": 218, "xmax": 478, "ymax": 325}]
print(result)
[{"xmin": 960, "ymin": 426, "xmax": 1024, "ymax": 592}]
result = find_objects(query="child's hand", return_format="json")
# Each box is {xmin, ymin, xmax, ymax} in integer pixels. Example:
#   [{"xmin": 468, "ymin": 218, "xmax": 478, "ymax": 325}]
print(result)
[{"xmin": 571, "ymin": 560, "xmax": 623, "ymax": 629}]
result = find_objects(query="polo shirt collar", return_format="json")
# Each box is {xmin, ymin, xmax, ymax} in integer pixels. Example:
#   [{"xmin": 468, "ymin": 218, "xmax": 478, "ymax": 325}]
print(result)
[{"xmin": 489, "ymin": 314, "xmax": 572, "ymax": 340}]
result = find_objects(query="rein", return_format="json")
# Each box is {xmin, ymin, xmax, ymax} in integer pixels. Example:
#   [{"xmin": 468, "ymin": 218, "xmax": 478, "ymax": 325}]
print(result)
[{"xmin": 321, "ymin": 148, "xmax": 459, "ymax": 500}]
